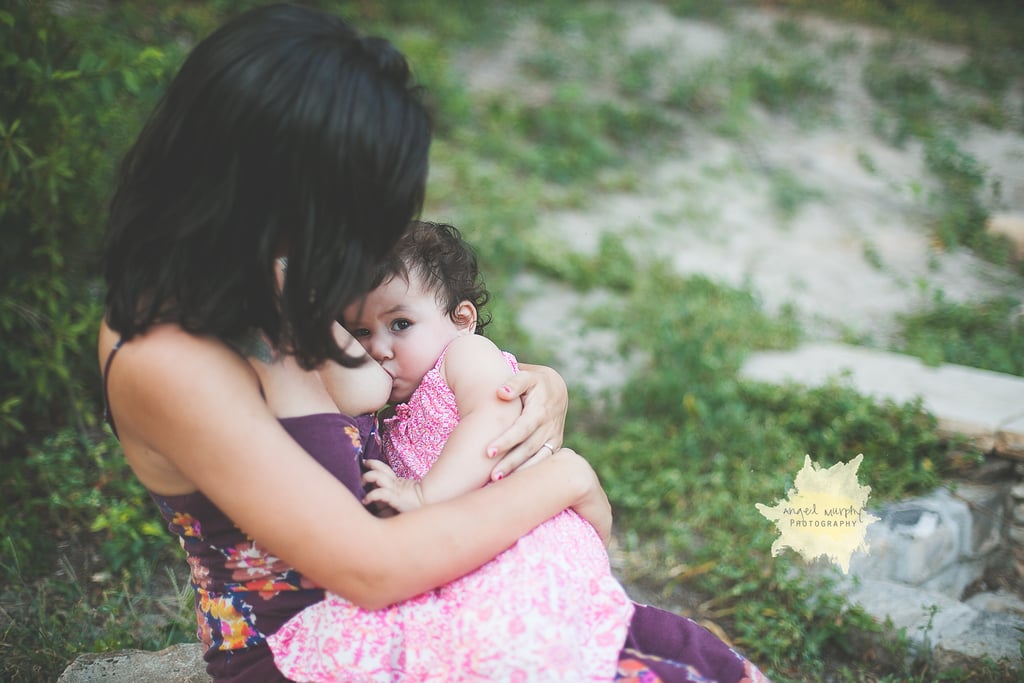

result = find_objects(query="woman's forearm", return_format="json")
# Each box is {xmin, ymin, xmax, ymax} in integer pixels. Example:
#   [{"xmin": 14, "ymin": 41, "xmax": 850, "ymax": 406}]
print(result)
[{"xmin": 340, "ymin": 448, "xmax": 597, "ymax": 609}]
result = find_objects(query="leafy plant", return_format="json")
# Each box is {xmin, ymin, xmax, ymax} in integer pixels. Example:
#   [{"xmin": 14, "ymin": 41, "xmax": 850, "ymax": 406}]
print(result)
[
  {"xmin": 6, "ymin": 2, "xmax": 1022, "ymax": 681},
  {"xmin": 565, "ymin": 263, "xmax": 957, "ymax": 677},
  {"xmin": 748, "ymin": 53, "xmax": 833, "ymax": 119},
  {"xmin": 896, "ymin": 293, "xmax": 1024, "ymax": 376},
  {"xmin": 863, "ymin": 43, "xmax": 941, "ymax": 145},
  {"xmin": 0, "ymin": 2, "xmax": 173, "ymax": 452}
]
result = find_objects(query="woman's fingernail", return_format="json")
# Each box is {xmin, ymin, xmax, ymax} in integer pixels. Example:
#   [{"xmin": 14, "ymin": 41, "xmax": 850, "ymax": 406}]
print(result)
[
  {"xmin": 501, "ymin": 385, "xmax": 512, "ymax": 395},
  {"xmin": 487, "ymin": 447, "xmax": 497, "ymax": 458},
  {"xmin": 494, "ymin": 471, "xmax": 504, "ymax": 481}
]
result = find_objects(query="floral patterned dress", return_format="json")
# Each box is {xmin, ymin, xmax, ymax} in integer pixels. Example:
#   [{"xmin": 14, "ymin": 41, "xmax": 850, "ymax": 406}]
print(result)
[
  {"xmin": 268, "ymin": 349, "xmax": 636, "ymax": 682},
  {"xmin": 148, "ymin": 413, "xmax": 379, "ymax": 682}
]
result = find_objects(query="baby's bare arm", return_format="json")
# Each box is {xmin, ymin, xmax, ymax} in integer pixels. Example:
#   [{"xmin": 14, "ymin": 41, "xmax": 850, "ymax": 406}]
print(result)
[
  {"xmin": 365, "ymin": 335, "xmax": 521, "ymax": 510},
  {"xmin": 421, "ymin": 336, "xmax": 523, "ymax": 502}
]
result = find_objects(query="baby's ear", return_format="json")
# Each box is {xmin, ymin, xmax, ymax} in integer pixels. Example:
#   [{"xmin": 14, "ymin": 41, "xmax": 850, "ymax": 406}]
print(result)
[{"xmin": 452, "ymin": 300, "xmax": 478, "ymax": 334}]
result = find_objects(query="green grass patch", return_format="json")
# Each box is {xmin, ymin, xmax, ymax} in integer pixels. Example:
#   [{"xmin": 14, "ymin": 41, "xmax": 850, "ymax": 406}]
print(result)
[
  {"xmin": 896, "ymin": 293, "xmax": 1024, "ymax": 376},
  {"xmin": 7, "ymin": 2, "xmax": 1023, "ymax": 681},
  {"xmin": 563, "ymin": 263, "xmax": 958, "ymax": 680},
  {"xmin": 1, "ymin": 428, "xmax": 193, "ymax": 681}
]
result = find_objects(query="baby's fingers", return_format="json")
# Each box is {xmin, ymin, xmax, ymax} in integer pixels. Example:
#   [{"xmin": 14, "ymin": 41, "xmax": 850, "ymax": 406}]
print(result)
[
  {"xmin": 363, "ymin": 459, "xmax": 397, "ymax": 476},
  {"xmin": 361, "ymin": 468, "xmax": 396, "ymax": 490},
  {"xmin": 363, "ymin": 487, "xmax": 396, "ymax": 506}
]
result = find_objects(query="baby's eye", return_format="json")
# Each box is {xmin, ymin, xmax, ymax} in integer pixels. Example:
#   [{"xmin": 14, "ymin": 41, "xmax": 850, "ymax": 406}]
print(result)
[
  {"xmin": 349, "ymin": 328, "xmax": 370, "ymax": 339},
  {"xmin": 390, "ymin": 319, "xmax": 412, "ymax": 332}
]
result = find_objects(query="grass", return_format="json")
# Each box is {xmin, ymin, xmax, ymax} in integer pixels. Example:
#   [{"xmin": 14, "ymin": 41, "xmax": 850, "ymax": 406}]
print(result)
[
  {"xmin": 4, "ymin": 1, "xmax": 1023, "ymax": 681},
  {"xmin": 896, "ymin": 292, "xmax": 1024, "ymax": 376},
  {"xmin": 1, "ymin": 429, "xmax": 194, "ymax": 681}
]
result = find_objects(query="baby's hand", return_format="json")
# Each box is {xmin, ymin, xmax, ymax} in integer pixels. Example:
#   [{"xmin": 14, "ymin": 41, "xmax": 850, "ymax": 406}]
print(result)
[{"xmin": 361, "ymin": 459, "xmax": 426, "ymax": 513}]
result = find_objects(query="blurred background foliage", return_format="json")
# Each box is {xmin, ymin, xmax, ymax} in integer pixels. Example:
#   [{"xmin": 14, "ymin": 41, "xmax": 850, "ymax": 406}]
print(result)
[{"xmin": 1, "ymin": 0, "xmax": 1021, "ymax": 680}]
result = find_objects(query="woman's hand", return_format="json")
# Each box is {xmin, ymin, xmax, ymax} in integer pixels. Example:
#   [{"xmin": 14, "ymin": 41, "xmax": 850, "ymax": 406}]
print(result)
[{"xmin": 486, "ymin": 363, "xmax": 567, "ymax": 481}]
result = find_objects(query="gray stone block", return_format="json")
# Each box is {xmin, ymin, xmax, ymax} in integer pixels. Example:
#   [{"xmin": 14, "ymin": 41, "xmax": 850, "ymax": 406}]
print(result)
[
  {"xmin": 953, "ymin": 482, "xmax": 1008, "ymax": 557},
  {"xmin": 838, "ymin": 576, "xmax": 1023, "ymax": 672},
  {"xmin": 57, "ymin": 642, "xmax": 208, "ymax": 683},
  {"xmin": 997, "ymin": 414, "xmax": 1024, "ymax": 459},
  {"xmin": 966, "ymin": 590, "xmax": 1024, "ymax": 617},
  {"xmin": 740, "ymin": 343, "xmax": 1024, "ymax": 458},
  {"xmin": 932, "ymin": 609, "xmax": 1024, "ymax": 674},
  {"xmin": 850, "ymin": 489, "xmax": 978, "ymax": 597},
  {"xmin": 1009, "ymin": 524, "xmax": 1024, "ymax": 546}
]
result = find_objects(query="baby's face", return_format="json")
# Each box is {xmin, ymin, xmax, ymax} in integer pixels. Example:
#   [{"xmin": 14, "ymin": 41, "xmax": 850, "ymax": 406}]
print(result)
[{"xmin": 342, "ymin": 275, "xmax": 467, "ymax": 404}]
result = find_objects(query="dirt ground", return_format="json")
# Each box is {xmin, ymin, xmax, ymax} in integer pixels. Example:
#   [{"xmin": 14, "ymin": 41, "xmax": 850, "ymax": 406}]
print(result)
[{"xmin": 457, "ymin": 4, "xmax": 1024, "ymax": 394}]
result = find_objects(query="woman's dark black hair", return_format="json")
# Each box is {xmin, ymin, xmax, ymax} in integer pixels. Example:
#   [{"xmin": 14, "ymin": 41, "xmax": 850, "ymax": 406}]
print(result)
[
  {"xmin": 103, "ymin": 3, "xmax": 432, "ymax": 369},
  {"xmin": 369, "ymin": 221, "xmax": 491, "ymax": 334}
]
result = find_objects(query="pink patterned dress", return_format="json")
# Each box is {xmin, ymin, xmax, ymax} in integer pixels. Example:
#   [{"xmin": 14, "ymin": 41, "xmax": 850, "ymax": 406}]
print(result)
[{"xmin": 269, "ymin": 348, "xmax": 634, "ymax": 682}]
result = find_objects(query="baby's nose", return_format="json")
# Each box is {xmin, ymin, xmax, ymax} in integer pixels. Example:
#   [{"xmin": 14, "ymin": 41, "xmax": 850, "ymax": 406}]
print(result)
[{"xmin": 367, "ymin": 337, "xmax": 392, "ymax": 361}]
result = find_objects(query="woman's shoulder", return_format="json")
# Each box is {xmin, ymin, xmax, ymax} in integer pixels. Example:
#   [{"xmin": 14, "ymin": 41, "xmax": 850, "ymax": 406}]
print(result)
[
  {"xmin": 100, "ymin": 321, "xmax": 246, "ymax": 373},
  {"xmin": 100, "ymin": 320, "xmax": 261, "ymax": 423}
]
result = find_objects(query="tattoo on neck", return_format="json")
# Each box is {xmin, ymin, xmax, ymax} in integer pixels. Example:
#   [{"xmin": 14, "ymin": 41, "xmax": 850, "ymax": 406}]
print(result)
[{"xmin": 233, "ymin": 328, "xmax": 277, "ymax": 364}]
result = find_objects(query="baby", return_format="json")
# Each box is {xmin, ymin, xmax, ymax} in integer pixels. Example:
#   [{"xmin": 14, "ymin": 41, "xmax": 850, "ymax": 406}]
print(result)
[{"xmin": 269, "ymin": 221, "xmax": 633, "ymax": 681}]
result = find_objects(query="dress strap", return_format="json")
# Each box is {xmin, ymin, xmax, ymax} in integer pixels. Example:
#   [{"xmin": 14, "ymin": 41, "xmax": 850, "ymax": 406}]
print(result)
[
  {"xmin": 102, "ymin": 338, "xmax": 124, "ymax": 439},
  {"xmin": 102, "ymin": 333, "xmax": 268, "ymax": 442},
  {"xmin": 433, "ymin": 341, "xmax": 453, "ymax": 371}
]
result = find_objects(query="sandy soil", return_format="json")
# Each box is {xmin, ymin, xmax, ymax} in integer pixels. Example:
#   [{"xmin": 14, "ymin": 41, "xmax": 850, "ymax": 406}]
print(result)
[{"xmin": 457, "ymin": 4, "xmax": 1024, "ymax": 394}]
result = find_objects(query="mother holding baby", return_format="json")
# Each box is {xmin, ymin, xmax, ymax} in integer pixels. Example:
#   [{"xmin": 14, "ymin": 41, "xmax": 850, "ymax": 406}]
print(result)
[{"xmin": 98, "ymin": 4, "xmax": 770, "ymax": 681}]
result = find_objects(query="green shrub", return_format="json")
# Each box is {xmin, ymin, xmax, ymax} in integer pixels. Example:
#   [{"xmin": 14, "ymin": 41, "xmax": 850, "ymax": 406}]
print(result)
[
  {"xmin": 897, "ymin": 293, "xmax": 1024, "ymax": 376},
  {"xmin": 0, "ymin": 3, "xmax": 172, "ymax": 452},
  {"xmin": 1, "ymin": 427, "xmax": 192, "ymax": 682},
  {"xmin": 863, "ymin": 45, "xmax": 940, "ymax": 144},
  {"xmin": 748, "ymin": 54, "xmax": 833, "ymax": 118},
  {"xmin": 0, "ymin": 6, "xmax": 183, "ymax": 679},
  {"xmin": 569, "ymin": 265, "xmax": 954, "ymax": 676}
]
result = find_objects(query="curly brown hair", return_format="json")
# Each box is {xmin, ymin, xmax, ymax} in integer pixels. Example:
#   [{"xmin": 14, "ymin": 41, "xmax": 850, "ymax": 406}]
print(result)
[{"xmin": 369, "ymin": 221, "xmax": 491, "ymax": 334}]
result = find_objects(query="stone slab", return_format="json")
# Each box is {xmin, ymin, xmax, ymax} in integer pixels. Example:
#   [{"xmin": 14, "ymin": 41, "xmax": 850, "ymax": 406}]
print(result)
[
  {"xmin": 57, "ymin": 642, "xmax": 208, "ymax": 683},
  {"xmin": 740, "ymin": 342, "xmax": 1024, "ymax": 458},
  {"xmin": 838, "ymin": 576, "xmax": 1023, "ymax": 672},
  {"xmin": 998, "ymin": 414, "xmax": 1024, "ymax": 459}
]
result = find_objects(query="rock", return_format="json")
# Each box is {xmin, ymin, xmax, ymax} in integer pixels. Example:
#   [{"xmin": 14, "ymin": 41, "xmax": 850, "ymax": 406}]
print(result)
[
  {"xmin": 932, "ymin": 609, "xmax": 1024, "ymax": 675},
  {"xmin": 838, "ymin": 576, "xmax": 1023, "ymax": 674},
  {"xmin": 998, "ymin": 415, "xmax": 1024, "ymax": 460},
  {"xmin": 848, "ymin": 487, "xmax": 995, "ymax": 598},
  {"xmin": 960, "ymin": 455, "xmax": 1013, "ymax": 483},
  {"xmin": 987, "ymin": 213, "xmax": 1024, "ymax": 261},
  {"xmin": 740, "ymin": 343, "xmax": 1024, "ymax": 459},
  {"xmin": 57, "ymin": 642, "xmax": 208, "ymax": 683},
  {"xmin": 965, "ymin": 590, "xmax": 1024, "ymax": 617},
  {"xmin": 955, "ymin": 482, "xmax": 1009, "ymax": 557}
]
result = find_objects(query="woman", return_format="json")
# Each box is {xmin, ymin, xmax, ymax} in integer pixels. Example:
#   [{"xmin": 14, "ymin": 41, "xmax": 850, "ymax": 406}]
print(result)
[{"xmin": 99, "ymin": 5, "xmax": 769, "ymax": 682}]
